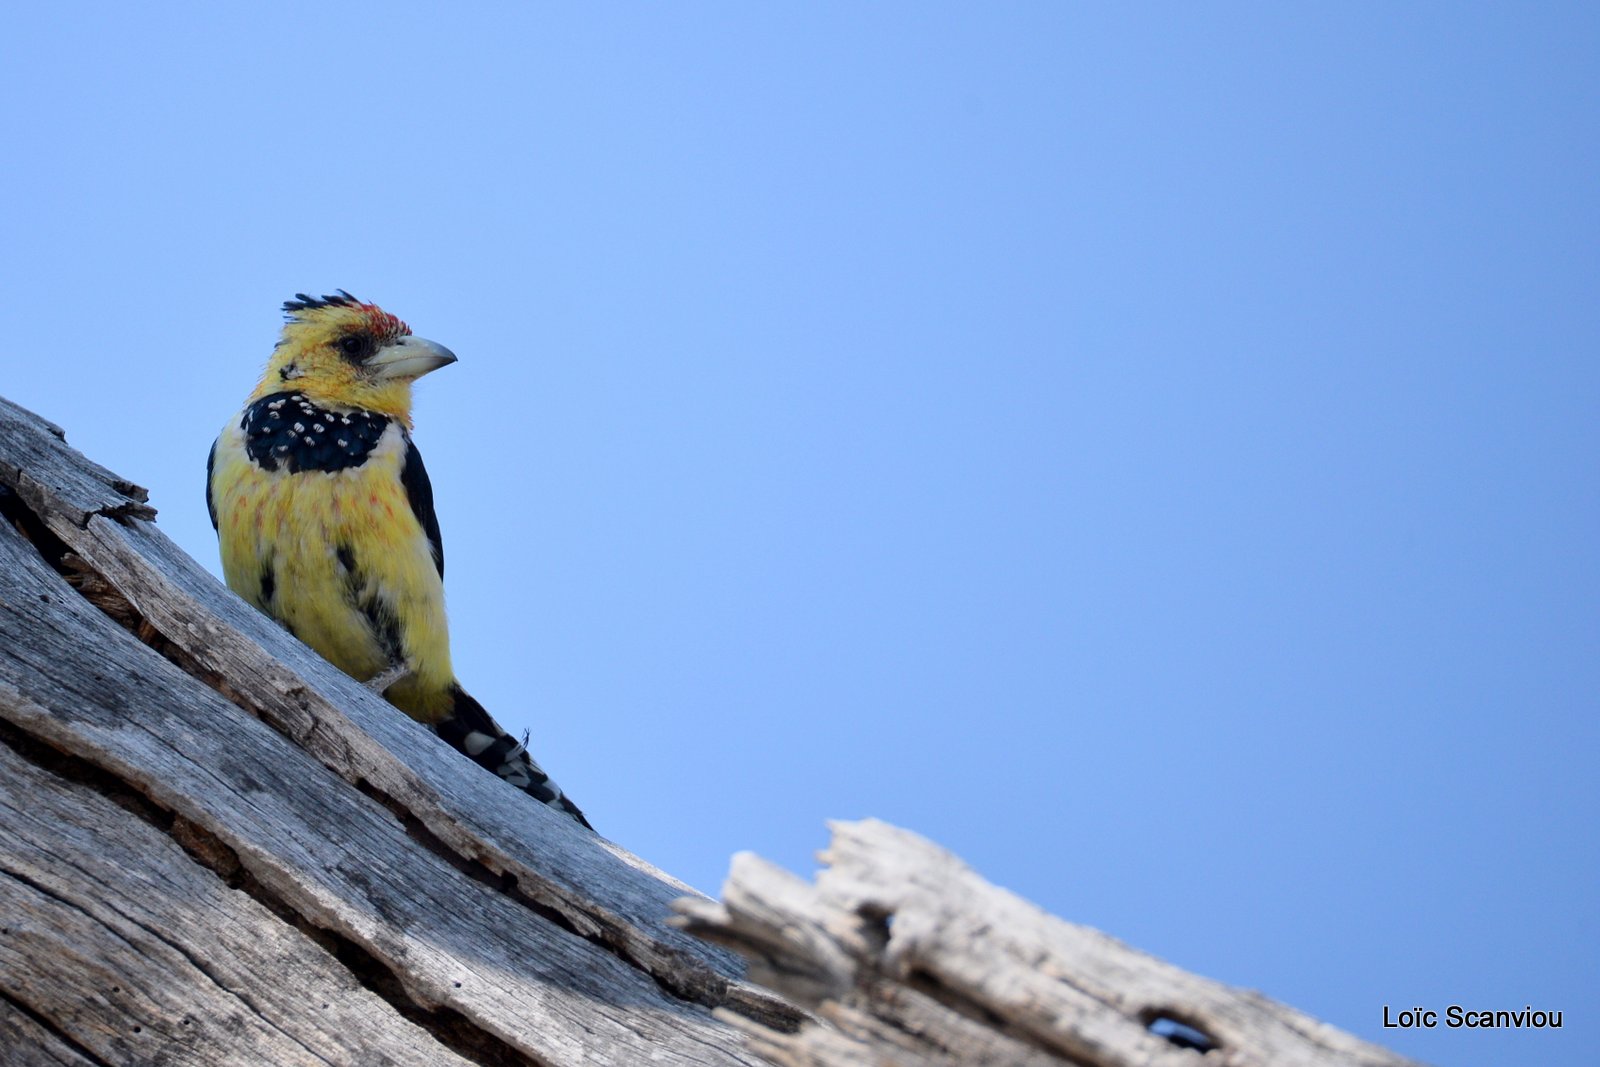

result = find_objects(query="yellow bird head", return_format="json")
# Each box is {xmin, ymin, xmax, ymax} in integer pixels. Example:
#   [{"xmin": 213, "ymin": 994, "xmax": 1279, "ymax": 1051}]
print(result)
[{"xmin": 252, "ymin": 291, "xmax": 457, "ymax": 421}]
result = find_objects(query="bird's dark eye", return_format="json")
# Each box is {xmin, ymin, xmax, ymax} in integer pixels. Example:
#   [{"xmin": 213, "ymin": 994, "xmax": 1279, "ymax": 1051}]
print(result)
[{"xmin": 336, "ymin": 333, "xmax": 372, "ymax": 361}]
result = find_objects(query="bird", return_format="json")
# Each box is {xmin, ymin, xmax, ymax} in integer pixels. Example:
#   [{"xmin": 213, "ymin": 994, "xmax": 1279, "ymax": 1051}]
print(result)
[{"xmin": 207, "ymin": 291, "xmax": 590, "ymax": 829}]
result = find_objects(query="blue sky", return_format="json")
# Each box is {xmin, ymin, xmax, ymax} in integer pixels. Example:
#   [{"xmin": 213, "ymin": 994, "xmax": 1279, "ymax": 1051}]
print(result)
[{"xmin": 4, "ymin": 5, "xmax": 1595, "ymax": 1064}]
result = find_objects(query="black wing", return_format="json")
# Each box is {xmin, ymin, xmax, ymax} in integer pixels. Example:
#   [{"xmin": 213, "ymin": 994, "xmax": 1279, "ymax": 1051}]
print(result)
[
  {"xmin": 205, "ymin": 438, "xmax": 219, "ymax": 531},
  {"xmin": 400, "ymin": 434, "xmax": 445, "ymax": 578}
]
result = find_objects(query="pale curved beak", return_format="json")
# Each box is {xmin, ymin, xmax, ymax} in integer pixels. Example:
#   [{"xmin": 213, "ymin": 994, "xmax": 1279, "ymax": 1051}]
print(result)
[{"xmin": 366, "ymin": 335, "xmax": 459, "ymax": 381}]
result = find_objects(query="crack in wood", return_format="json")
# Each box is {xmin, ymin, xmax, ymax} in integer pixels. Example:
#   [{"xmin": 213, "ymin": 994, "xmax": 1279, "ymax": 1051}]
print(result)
[
  {"xmin": 356, "ymin": 769, "xmax": 788, "ymax": 1036},
  {"xmin": 0, "ymin": 988, "xmax": 116, "ymax": 1067},
  {"xmin": 901, "ymin": 968, "xmax": 1101, "ymax": 1067},
  {"xmin": 324, "ymin": 930, "xmax": 552, "ymax": 1067}
]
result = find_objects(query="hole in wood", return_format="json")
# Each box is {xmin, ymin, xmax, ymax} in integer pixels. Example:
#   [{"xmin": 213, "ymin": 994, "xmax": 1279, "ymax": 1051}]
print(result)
[
  {"xmin": 1143, "ymin": 1011, "xmax": 1218, "ymax": 1053},
  {"xmin": 855, "ymin": 905, "xmax": 894, "ymax": 952}
]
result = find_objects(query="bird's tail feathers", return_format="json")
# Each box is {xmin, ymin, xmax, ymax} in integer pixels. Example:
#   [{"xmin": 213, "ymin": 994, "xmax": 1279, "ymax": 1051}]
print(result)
[{"xmin": 433, "ymin": 686, "xmax": 592, "ymax": 830}]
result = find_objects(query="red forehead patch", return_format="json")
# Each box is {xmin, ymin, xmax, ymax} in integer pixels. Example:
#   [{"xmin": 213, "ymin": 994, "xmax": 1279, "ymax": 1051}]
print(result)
[{"xmin": 357, "ymin": 303, "xmax": 410, "ymax": 339}]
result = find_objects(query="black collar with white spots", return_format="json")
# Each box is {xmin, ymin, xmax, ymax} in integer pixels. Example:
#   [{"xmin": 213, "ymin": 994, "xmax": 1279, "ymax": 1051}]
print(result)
[{"xmin": 241, "ymin": 392, "xmax": 390, "ymax": 473}]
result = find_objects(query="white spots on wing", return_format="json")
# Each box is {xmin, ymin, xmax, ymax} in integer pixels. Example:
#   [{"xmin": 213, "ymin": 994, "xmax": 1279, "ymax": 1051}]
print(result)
[{"xmin": 462, "ymin": 731, "xmax": 496, "ymax": 756}]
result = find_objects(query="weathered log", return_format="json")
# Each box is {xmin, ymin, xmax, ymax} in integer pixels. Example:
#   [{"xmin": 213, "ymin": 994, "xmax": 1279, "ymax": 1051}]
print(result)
[
  {"xmin": 0, "ymin": 392, "xmax": 794, "ymax": 1065},
  {"xmin": 672, "ymin": 821, "xmax": 1428, "ymax": 1067},
  {"xmin": 0, "ymin": 390, "xmax": 1425, "ymax": 1067}
]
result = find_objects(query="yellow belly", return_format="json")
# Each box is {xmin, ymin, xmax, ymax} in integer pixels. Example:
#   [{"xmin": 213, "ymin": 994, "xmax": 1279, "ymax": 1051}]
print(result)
[{"xmin": 210, "ymin": 428, "xmax": 456, "ymax": 721}]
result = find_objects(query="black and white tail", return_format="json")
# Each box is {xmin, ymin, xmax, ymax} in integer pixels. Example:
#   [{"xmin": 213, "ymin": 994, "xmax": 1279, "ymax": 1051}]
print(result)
[{"xmin": 433, "ymin": 686, "xmax": 592, "ymax": 830}]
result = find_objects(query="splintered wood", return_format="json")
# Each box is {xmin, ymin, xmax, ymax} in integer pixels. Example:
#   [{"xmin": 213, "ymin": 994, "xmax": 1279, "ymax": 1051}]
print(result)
[{"xmin": 672, "ymin": 820, "xmax": 1426, "ymax": 1067}]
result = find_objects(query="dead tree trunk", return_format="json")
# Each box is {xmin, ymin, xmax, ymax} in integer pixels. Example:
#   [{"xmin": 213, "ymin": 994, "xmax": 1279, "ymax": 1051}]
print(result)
[
  {"xmin": 0, "ymin": 393, "xmax": 1424, "ymax": 1067},
  {"xmin": 0, "ymin": 394, "xmax": 794, "ymax": 1066}
]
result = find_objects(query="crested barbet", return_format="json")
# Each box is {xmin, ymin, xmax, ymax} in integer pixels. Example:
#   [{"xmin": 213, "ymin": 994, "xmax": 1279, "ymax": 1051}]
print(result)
[{"xmin": 207, "ymin": 292, "xmax": 590, "ymax": 828}]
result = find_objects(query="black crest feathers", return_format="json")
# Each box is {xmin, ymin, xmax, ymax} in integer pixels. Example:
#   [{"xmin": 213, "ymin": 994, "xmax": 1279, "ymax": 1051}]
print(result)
[{"xmin": 283, "ymin": 290, "xmax": 362, "ymax": 317}]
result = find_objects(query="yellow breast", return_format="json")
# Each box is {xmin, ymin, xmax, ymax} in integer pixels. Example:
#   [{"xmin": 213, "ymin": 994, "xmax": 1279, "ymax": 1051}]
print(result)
[{"xmin": 209, "ymin": 419, "xmax": 456, "ymax": 720}]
